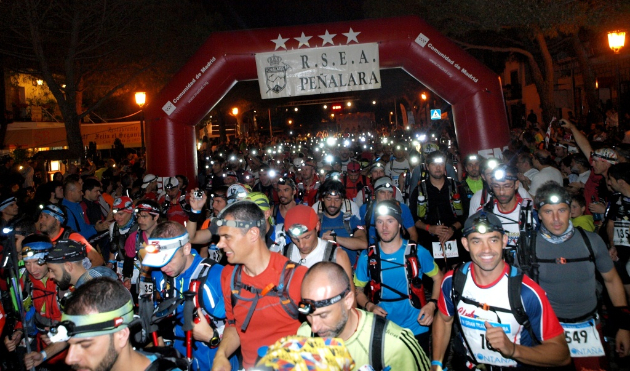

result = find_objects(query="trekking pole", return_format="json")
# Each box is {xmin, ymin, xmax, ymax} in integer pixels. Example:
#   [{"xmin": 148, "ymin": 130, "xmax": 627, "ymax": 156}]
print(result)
[
  {"xmin": 3, "ymin": 228, "xmax": 36, "ymax": 371},
  {"xmin": 182, "ymin": 291, "xmax": 196, "ymax": 362}
]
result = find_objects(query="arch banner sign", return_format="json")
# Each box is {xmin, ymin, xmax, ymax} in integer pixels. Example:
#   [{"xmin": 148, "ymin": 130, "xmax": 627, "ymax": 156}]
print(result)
[
  {"xmin": 255, "ymin": 42, "xmax": 381, "ymax": 98},
  {"xmin": 145, "ymin": 16, "xmax": 510, "ymax": 184}
]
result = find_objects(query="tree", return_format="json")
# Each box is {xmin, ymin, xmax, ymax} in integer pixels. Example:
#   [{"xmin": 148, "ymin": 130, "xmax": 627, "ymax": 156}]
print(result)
[
  {"xmin": 365, "ymin": 0, "xmax": 628, "ymax": 125},
  {"xmin": 0, "ymin": 0, "xmax": 221, "ymax": 156}
]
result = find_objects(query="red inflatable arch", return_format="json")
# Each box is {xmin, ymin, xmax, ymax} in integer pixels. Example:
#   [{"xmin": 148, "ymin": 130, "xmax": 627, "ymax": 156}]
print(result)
[{"xmin": 145, "ymin": 16, "xmax": 509, "ymax": 183}]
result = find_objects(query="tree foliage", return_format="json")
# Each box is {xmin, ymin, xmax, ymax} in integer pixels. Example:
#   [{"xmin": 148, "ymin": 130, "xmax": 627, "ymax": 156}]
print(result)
[{"xmin": 0, "ymin": 0, "xmax": 221, "ymax": 155}]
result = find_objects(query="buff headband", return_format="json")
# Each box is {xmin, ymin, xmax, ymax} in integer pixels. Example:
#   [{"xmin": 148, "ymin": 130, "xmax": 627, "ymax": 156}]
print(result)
[{"xmin": 48, "ymin": 300, "xmax": 135, "ymax": 341}]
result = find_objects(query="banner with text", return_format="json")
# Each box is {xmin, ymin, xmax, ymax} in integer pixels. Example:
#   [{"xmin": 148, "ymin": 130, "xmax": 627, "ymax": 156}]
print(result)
[{"xmin": 255, "ymin": 43, "xmax": 381, "ymax": 99}]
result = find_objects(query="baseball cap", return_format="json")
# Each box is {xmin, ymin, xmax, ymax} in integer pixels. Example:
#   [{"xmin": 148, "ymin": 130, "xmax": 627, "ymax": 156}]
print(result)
[
  {"xmin": 164, "ymin": 177, "xmax": 179, "ymax": 190},
  {"xmin": 246, "ymin": 192, "xmax": 271, "ymax": 211},
  {"xmin": 369, "ymin": 162, "xmax": 385, "ymax": 174},
  {"xmin": 141, "ymin": 174, "xmax": 157, "ymax": 189},
  {"xmin": 347, "ymin": 161, "xmax": 360, "ymax": 172},
  {"xmin": 46, "ymin": 239, "xmax": 87, "ymax": 263},
  {"xmin": 0, "ymin": 195, "xmax": 16, "ymax": 212},
  {"xmin": 591, "ymin": 148, "xmax": 618, "ymax": 164},
  {"xmin": 22, "ymin": 235, "xmax": 53, "ymax": 262},
  {"xmin": 113, "ymin": 197, "xmax": 133, "ymax": 213},
  {"xmin": 373, "ymin": 177, "xmax": 394, "ymax": 192},
  {"xmin": 284, "ymin": 205, "xmax": 318, "ymax": 236},
  {"xmin": 226, "ymin": 184, "xmax": 248, "ymax": 205},
  {"xmin": 134, "ymin": 201, "xmax": 161, "ymax": 216},
  {"xmin": 223, "ymin": 171, "xmax": 238, "ymax": 179},
  {"xmin": 142, "ymin": 232, "xmax": 189, "ymax": 268},
  {"xmin": 462, "ymin": 211, "xmax": 505, "ymax": 237}
]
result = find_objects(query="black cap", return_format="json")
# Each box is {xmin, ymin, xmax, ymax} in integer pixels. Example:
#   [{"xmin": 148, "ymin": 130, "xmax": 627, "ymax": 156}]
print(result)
[
  {"xmin": 46, "ymin": 239, "xmax": 87, "ymax": 263},
  {"xmin": 462, "ymin": 211, "xmax": 505, "ymax": 237}
]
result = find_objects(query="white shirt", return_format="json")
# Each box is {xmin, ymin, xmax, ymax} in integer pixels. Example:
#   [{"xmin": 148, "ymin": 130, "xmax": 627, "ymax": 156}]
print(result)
[
  {"xmin": 285, "ymin": 238, "xmax": 335, "ymax": 268},
  {"xmin": 577, "ymin": 170, "xmax": 590, "ymax": 184},
  {"xmin": 523, "ymin": 168, "xmax": 539, "ymax": 181}
]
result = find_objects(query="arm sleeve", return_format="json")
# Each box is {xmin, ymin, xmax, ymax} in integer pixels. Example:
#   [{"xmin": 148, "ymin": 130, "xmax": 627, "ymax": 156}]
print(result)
[{"xmin": 589, "ymin": 231, "xmax": 614, "ymax": 274}]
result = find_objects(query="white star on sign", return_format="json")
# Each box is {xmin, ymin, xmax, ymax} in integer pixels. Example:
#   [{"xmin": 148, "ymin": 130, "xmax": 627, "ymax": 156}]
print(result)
[
  {"xmin": 294, "ymin": 32, "xmax": 312, "ymax": 48},
  {"xmin": 342, "ymin": 28, "xmax": 360, "ymax": 44},
  {"xmin": 319, "ymin": 30, "xmax": 336, "ymax": 46},
  {"xmin": 271, "ymin": 34, "xmax": 290, "ymax": 50}
]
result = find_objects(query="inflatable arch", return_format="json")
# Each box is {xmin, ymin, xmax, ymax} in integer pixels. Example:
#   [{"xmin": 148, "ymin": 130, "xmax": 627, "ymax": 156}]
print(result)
[{"xmin": 145, "ymin": 16, "xmax": 509, "ymax": 183}]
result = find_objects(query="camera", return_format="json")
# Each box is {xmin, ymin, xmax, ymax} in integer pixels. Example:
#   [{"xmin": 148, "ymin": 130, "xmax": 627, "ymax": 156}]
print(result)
[{"xmin": 193, "ymin": 190, "xmax": 204, "ymax": 199}]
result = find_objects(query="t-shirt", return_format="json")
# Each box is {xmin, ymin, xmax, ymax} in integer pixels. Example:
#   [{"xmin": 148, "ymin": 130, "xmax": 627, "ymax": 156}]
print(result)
[
  {"xmin": 571, "ymin": 215, "xmax": 595, "ymax": 232},
  {"xmin": 438, "ymin": 263, "xmax": 564, "ymax": 367},
  {"xmin": 297, "ymin": 309, "xmax": 430, "ymax": 370},
  {"xmin": 535, "ymin": 230, "xmax": 613, "ymax": 320},
  {"xmin": 221, "ymin": 252, "xmax": 307, "ymax": 369},
  {"xmin": 354, "ymin": 239, "xmax": 439, "ymax": 335},
  {"xmin": 474, "ymin": 195, "xmax": 536, "ymax": 251},
  {"xmin": 319, "ymin": 212, "xmax": 363, "ymax": 266}
]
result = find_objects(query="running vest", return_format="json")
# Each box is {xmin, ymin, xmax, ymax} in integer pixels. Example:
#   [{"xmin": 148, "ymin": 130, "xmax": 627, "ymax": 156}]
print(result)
[
  {"xmin": 417, "ymin": 177, "xmax": 463, "ymax": 219},
  {"xmin": 317, "ymin": 199, "xmax": 354, "ymax": 236},
  {"xmin": 365, "ymin": 242, "xmax": 427, "ymax": 309},
  {"xmin": 228, "ymin": 260, "xmax": 300, "ymax": 331}
]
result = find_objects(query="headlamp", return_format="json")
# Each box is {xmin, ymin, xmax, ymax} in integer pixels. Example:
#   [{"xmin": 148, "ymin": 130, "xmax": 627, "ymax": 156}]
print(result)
[
  {"xmin": 462, "ymin": 213, "xmax": 504, "ymax": 237},
  {"xmin": 430, "ymin": 156, "xmax": 444, "ymax": 164},
  {"xmin": 268, "ymin": 170, "xmax": 277, "ymax": 178},
  {"xmin": 411, "ymin": 156, "xmax": 418, "ymax": 164},
  {"xmin": 467, "ymin": 155, "xmax": 478, "ymax": 162},
  {"xmin": 134, "ymin": 203, "xmax": 160, "ymax": 216},
  {"xmin": 374, "ymin": 182, "xmax": 392, "ymax": 191},
  {"xmin": 298, "ymin": 286, "xmax": 350, "ymax": 315},
  {"xmin": 486, "ymin": 159, "xmax": 499, "ymax": 170},
  {"xmin": 287, "ymin": 224, "xmax": 310, "ymax": 238},
  {"xmin": 145, "ymin": 233, "xmax": 189, "ymax": 254},
  {"xmin": 492, "ymin": 166, "xmax": 517, "ymax": 181},
  {"xmin": 537, "ymin": 194, "xmax": 570, "ymax": 209},
  {"xmin": 210, "ymin": 217, "xmax": 266, "ymax": 231},
  {"xmin": 48, "ymin": 300, "xmax": 135, "ymax": 342},
  {"xmin": 325, "ymin": 155, "xmax": 333, "ymax": 163}
]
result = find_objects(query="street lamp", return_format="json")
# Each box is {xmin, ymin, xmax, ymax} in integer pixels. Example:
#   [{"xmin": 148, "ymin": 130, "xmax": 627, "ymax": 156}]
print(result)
[
  {"xmin": 135, "ymin": 92, "xmax": 146, "ymax": 156},
  {"xmin": 232, "ymin": 107, "xmax": 239, "ymax": 116},
  {"xmin": 608, "ymin": 30, "xmax": 626, "ymax": 123}
]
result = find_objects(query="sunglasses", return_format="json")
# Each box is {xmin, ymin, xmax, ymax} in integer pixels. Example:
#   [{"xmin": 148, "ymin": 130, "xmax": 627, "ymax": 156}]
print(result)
[{"xmin": 298, "ymin": 286, "xmax": 350, "ymax": 315}]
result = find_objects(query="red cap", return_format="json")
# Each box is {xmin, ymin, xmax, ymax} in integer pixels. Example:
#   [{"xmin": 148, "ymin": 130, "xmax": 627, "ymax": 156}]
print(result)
[
  {"xmin": 284, "ymin": 205, "xmax": 318, "ymax": 232},
  {"xmin": 347, "ymin": 161, "xmax": 360, "ymax": 172}
]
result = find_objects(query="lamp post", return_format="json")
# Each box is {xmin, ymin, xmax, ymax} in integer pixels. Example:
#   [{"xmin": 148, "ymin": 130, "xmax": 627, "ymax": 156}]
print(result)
[
  {"xmin": 135, "ymin": 92, "xmax": 146, "ymax": 157},
  {"xmin": 608, "ymin": 31, "xmax": 626, "ymax": 123}
]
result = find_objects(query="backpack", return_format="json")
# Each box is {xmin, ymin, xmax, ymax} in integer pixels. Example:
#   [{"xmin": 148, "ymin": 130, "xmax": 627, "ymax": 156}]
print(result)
[
  {"xmin": 450, "ymin": 262, "xmax": 539, "ymax": 365},
  {"xmin": 365, "ymin": 242, "xmax": 426, "ymax": 309},
  {"xmin": 228, "ymin": 260, "xmax": 300, "ymax": 331},
  {"xmin": 282, "ymin": 241, "xmax": 338, "ymax": 263},
  {"xmin": 417, "ymin": 177, "xmax": 462, "ymax": 219},
  {"xmin": 165, "ymin": 258, "xmax": 222, "ymax": 341},
  {"xmin": 317, "ymin": 199, "xmax": 354, "ymax": 236}
]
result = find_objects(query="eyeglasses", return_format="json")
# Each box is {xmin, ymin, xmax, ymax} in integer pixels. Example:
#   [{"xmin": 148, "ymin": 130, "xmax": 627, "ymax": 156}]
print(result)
[
  {"xmin": 298, "ymin": 286, "xmax": 350, "ymax": 315},
  {"xmin": 490, "ymin": 183, "xmax": 515, "ymax": 191},
  {"xmin": 287, "ymin": 224, "xmax": 310, "ymax": 238}
]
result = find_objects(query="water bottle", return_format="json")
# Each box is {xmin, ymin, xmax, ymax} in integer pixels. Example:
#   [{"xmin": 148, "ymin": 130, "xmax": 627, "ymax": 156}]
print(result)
[
  {"xmin": 417, "ymin": 194, "xmax": 427, "ymax": 218},
  {"xmin": 453, "ymin": 193, "xmax": 463, "ymax": 216}
]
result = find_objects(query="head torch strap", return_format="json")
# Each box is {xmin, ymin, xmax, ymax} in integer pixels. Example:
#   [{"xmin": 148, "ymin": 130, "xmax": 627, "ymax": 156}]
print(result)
[
  {"xmin": 51, "ymin": 300, "xmax": 135, "ymax": 341},
  {"xmin": 146, "ymin": 233, "xmax": 189, "ymax": 252},
  {"xmin": 211, "ymin": 217, "xmax": 265, "ymax": 230},
  {"xmin": 537, "ymin": 195, "xmax": 570, "ymax": 209}
]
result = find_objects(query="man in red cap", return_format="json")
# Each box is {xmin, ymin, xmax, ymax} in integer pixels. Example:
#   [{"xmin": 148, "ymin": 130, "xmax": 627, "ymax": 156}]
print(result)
[
  {"xmin": 282, "ymin": 205, "xmax": 354, "ymax": 285},
  {"xmin": 342, "ymin": 160, "xmax": 370, "ymax": 202}
]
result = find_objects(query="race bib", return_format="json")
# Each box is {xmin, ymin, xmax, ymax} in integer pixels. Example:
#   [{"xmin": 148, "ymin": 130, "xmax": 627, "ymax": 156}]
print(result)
[
  {"xmin": 139, "ymin": 281, "xmax": 154, "ymax": 296},
  {"xmin": 613, "ymin": 220, "xmax": 630, "ymax": 246},
  {"xmin": 432, "ymin": 240, "xmax": 459, "ymax": 259},
  {"xmin": 560, "ymin": 319, "xmax": 605, "ymax": 358},
  {"xmin": 459, "ymin": 317, "xmax": 517, "ymax": 367},
  {"xmin": 391, "ymin": 175, "xmax": 400, "ymax": 187}
]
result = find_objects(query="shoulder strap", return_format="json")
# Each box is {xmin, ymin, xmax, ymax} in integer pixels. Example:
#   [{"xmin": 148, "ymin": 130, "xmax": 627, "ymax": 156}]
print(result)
[
  {"xmin": 62, "ymin": 228, "xmax": 73, "ymax": 239},
  {"xmin": 451, "ymin": 262, "xmax": 470, "ymax": 308},
  {"xmin": 507, "ymin": 266, "xmax": 539, "ymax": 345},
  {"xmin": 364, "ymin": 200, "xmax": 375, "ymax": 230},
  {"xmin": 282, "ymin": 243, "xmax": 293, "ymax": 258},
  {"xmin": 318, "ymin": 213, "xmax": 324, "ymax": 237},
  {"xmin": 576, "ymin": 227, "xmax": 595, "ymax": 262},
  {"xmin": 323, "ymin": 241, "xmax": 337, "ymax": 263},
  {"xmin": 420, "ymin": 180, "xmax": 429, "ymax": 213},
  {"xmin": 370, "ymin": 314, "xmax": 387, "ymax": 370},
  {"xmin": 273, "ymin": 204, "xmax": 279, "ymax": 219}
]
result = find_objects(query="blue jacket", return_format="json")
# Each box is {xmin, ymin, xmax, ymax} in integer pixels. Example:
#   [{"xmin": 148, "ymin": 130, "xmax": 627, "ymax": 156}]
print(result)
[{"xmin": 62, "ymin": 198, "xmax": 97, "ymax": 240}]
